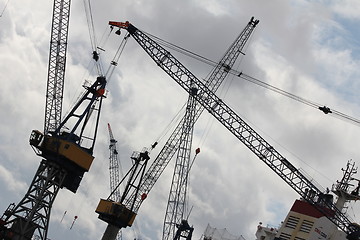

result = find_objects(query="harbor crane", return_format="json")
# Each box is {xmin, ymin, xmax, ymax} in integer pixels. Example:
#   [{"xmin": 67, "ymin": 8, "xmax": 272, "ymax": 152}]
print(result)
[
  {"xmin": 0, "ymin": 0, "xmax": 71, "ymax": 238},
  {"xmin": 101, "ymin": 123, "xmax": 123, "ymax": 240},
  {"xmin": 95, "ymin": 18, "xmax": 259, "ymax": 240},
  {"xmin": 0, "ymin": 75, "xmax": 106, "ymax": 240},
  {"xmin": 107, "ymin": 123, "xmax": 122, "ymax": 204},
  {"xmin": 162, "ymin": 18, "xmax": 259, "ymax": 240},
  {"xmin": 0, "ymin": 0, "xmax": 107, "ymax": 239},
  {"xmin": 107, "ymin": 20, "xmax": 360, "ymax": 240},
  {"xmin": 96, "ymin": 144, "xmax": 156, "ymax": 239}
]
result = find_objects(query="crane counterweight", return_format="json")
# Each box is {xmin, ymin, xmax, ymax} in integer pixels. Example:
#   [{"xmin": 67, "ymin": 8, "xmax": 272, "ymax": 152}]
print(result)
[{"xmin": 96, "ymin": 199, "xmax": 137, "ymax": 228}]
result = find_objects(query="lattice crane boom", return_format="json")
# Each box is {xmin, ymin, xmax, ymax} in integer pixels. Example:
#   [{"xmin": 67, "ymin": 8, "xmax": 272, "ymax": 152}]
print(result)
[
  {"xmin": 101, "ymin": 123, "xmax": 123, "ymax": 240},
  {"xmin": 1, "ymin": 75, "xmax": 106, "ymax": 240},
  {"xmin": 95, "ymin": 18, "xmax": 258, "ymax": 237},
  {"xmin": 109, "ymin": 20, "xmax": 360, "ymax": 239},
  {"xmin": 108, "ymin": 123, "xmax": 121, "ymax": 202},
  {"xmin": 162, "ymin": 93, "xmax": 197, "ymax": 240},
  {"xmin": 0, "ymin": 1, "xmax": 72, "ymax": 239},
  {"xmin": 120, "ymin": 17, "xmax": 259, "ymax": 215},
  {"xmin": 44, "ymin": 0, "xmax": 71, "ymax": 135},
  {"xmin": 0, "ymin": 0, "xmax": 108, "ymax": 236},
  {"xmin": 162, "ymin": 18, "xmax": 258, "ymax": 240}
]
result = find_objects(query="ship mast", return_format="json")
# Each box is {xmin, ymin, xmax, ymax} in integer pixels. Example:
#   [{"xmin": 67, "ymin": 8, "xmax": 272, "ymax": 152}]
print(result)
[{"xmin": 332, "ymin": 160, "xmax": 360, "ymax": 212}]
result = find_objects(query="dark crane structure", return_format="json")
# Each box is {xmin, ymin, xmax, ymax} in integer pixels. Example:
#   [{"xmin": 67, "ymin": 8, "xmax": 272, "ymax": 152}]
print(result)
[
  {"xmin": 162, "ymin": 18, "xmax": 259, "ymax": 240},
  {"xmin": 163, "ymin": 93, "xmax": 197, "ymax": 240},
  {"xmin": 107, "ymin": 20, "xmax": 360, "ymax": 240},
  {"xmin": 0, "ymin": 74, "xmax": 106, "ymax": 240},
  {"xmin": 96, "ymin": 145, "xmax": 154, "ymax": 238},
  {"xmin": 0, "ymin": 0, "xmax": 107, "ymax": 239},
  {"xmin": 107, "ymin": 123, "xmax": 122, "ymax": 204},
  {"xmin": 102, "ymin": 123, "xmax": 123, "ymax": 240},
  {"xmin": 43, "ymin": 0, "xmax": 71, "ymax": 136},
  {"xmin": 95, "ymin": 18, "xmax": 259, "ymax": 240}
]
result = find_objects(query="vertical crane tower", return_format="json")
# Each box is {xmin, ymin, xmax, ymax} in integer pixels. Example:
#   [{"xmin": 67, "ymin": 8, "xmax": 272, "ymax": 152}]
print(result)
[
  {"xmin": 162, "ymin": 17, "xmax": 259, "ymax": 240},
  {"xmin": 107, "ymin": 123, "xmax": 121, "ymax": 203},
  {"xmin": 163, "ymin": 94, "xmax": 197, "ymax": 240},
  {"xmin": 101, "ymin": 123, "xmax": 123, "ymax": 240},
  {"xmin": 0, "ymin": 1, "xmax": 71, "ymax": 239},
  {"xmin": 0, "ymin": 0, "xmax": 107, "ymax": 239},
  {"xmin": 44, "ymin": 0, "xmax": 71, "ymax": 135}
]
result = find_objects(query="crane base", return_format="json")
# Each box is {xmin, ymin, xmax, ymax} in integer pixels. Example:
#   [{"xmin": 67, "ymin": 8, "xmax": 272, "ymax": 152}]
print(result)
[{"xmin": 95, "ymin": 199, "xmax": 136, "ymax": 228}]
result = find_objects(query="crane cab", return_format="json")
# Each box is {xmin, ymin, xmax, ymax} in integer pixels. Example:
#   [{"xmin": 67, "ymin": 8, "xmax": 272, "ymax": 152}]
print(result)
[
  {"xmin": 30, "ymin": 130, "xmax": 94, "ymax": 171},
  {"xmin": 29, "ymin": 130, "xmax": 44, "ymax": 146},
  {"xmin": 29, "ymin": 130, "xmax": 95, "ymax": 192},
  {"xmin": 95, "ymin": 199, "xmax": 136, "ymax": 228},
  {"xmin": 41, "ymin": 134, "xmax": 94, "ymax": 171}
]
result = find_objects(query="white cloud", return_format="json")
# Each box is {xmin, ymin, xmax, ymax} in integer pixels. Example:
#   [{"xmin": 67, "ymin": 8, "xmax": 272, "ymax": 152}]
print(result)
[
  {"xmin": 1, "ymin": 0, "xmax": 360, "ymax": 239},
  {"xmin": 331, "ymin": 0, "xmax": 360, "ymax": 20},
  {"xmin": 194, "ymin": 0, "xmax": 230, "ymax": 17},
  {"xmin": 0, "ymin": 165, "xmax": 27, "ymax": 192}
]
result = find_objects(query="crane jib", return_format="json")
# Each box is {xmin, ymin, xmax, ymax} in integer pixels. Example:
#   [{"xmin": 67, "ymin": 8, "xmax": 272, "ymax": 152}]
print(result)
[{"xmin": 111, "ymin": 20, "xmax": 360, "ymax": 237}]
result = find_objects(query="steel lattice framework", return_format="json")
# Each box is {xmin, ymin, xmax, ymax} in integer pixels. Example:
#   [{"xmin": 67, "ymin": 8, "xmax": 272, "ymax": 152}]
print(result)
[
  {"xmin": 108, "ymin": 123, "xmax": 121, "ymax": 202},
  {"xmin": 2, "ymin": 160, "xmax": 66, "ymax": 239},
  {"xmin": 111, "ymin": 20, "xmax": 360, "ymax": 238},
  {"xmin": 1, "ymin": 1, "xmax": 109, "ymax": 239},
  {"xmin": 116, "ymin": 18, "xmax": 260, "ymax": 216},
  {"xmin": 160, "ymin": 18, "xmax": 259, "ymax": 240},
  {"xmin": 44, "ymin": 0, "xmax": 71, "ymax": 135},
  {"xmin": 162, "ymin": 93, "xmax": 197, "ymax": 240},
  {"xmin": 1, "ymin": 75, "xmax": 106, "ymax": 240},
  {"xmin": 0, "ymin": 1, "xmax": 71, "ymax": 239},
  {"xmin": 101, "ymin": 123, "xmax": 123, "ymax": 240}
]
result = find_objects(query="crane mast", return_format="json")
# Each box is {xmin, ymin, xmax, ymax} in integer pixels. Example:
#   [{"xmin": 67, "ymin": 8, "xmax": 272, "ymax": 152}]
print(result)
[
  {"xmin": 101, "ymin": 123, "xmax": 123, "ymax": 240},
  {"xmin": 332, "ymin": 161, "xmax": 360, "ymax": 211},
  {"xmin": 0, "ymin": 1, "xmax": 71, "ymax": 239},
  {"xmin": 109, "ymin": 20, "xmax": 360, "ymax": 239},
  {"xmin": 161, "ymin": 18, "xmax": 259, "ymax": 240},
  {"xmin": 162, "ymin": 93, "xmax": 197, "ymax": 240},
  {"xmin": 116, "ymin": 17, "xmax": 259, "ymax": 217},
  {"xmin": 0, "ymin": 0, "xmax": 108, "ymax": 238},
  {"xmin": 108, "ymin": 123, "xmax": 121, "ymax": 203},
  {"xmin": 96, "ymin": 147, "xmax": 153, "ymax": 233},
  {"xmin": 44, "ymin": 0, "xmax": 71, "ymax": 135},
  {"xmin": 1, "ymin": 75, "xmax": 106, "ymax": 240}
]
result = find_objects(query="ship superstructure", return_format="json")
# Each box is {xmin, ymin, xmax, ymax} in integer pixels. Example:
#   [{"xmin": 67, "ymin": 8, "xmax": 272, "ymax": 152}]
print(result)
[{"xmin": 256, "ymin": 160, "xmax": 360, "ymax": 240}]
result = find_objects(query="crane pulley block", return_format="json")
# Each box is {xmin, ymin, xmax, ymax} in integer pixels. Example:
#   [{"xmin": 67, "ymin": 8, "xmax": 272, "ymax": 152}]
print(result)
[{"xmin": 95, "ymin": 199, "xmax": 136, "ymax": 228}]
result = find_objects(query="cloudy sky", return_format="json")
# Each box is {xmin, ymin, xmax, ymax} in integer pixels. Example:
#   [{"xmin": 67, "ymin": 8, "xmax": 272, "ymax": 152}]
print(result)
[{"xmin": 1, "ymin": 0, "xmax": 360, "ymax": 239}]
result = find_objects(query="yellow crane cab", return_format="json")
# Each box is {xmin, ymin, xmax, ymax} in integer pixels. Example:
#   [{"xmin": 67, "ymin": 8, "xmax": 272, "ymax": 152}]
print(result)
[{"xmin": 95, "ymin": 199, "xmax": 136, "ymax": 228}]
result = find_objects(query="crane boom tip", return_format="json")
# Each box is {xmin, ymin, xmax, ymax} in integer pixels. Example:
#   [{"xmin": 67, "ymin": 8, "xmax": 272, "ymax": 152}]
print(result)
[{"xmin": 109, "ymin": 21, "xmax": 129, "ymax": 29}]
